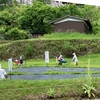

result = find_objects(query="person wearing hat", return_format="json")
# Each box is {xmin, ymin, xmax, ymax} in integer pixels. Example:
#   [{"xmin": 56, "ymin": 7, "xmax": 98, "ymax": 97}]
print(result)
[
  {"xmin": 58, "ymin": 55, "xmax": 67, "ymax": 65},
  {"xmin": 72, "ymin": 52, "xmax": 78, "ymax": 65}
]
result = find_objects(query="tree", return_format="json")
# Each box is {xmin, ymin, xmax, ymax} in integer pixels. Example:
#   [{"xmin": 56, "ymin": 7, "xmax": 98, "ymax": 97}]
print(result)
[
  {"xmin": 0, "ymin": 0, "xmax": 18, "ymax": 10},
  {"xmin": 79, "ymin": 5, "xmax": 100, "ymax": 34},
  {"xmin": 0, "ymin": 6, "xmax": 28, "ymax": 40},
  {"xmin": 52, "ymin": 4, "xmax": 80, "ymax": 19},
  {"xmin": 19, "ymin": 2, "xmax": 54, "ymax": 35}
]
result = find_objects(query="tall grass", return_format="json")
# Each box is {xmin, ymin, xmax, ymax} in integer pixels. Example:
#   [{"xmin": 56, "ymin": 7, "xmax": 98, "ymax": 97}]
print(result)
[
  {"xmin": 82, "ymin": 59, "xmax": 96, "ymax": 98},
  {"xmin": 41, "ymin": 32, "xmax": 100, "ymax": 40},
  {"xmin": 0, "ymin": 78, "xmax": 100, "ymax": 100},
  {"xmin": 78, "ymin": 54, "xmax": 100, "ymax": 68},
  {"xmin": 0, "ymin": 78, "xmax": 99, "ymax": 99},
  {"xmin": 0, "ymin": 53, "xmax": 100, "ymax": 69}
]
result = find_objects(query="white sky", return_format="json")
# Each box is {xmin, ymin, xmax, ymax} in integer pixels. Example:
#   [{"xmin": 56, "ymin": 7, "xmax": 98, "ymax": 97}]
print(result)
[
  {"xmin": 56, "ymin": 0, "xmax": 100, "ymax": 6},
  {"xmin": 16, "ymin": 0, "xmax": 100, "ymax": 6}
]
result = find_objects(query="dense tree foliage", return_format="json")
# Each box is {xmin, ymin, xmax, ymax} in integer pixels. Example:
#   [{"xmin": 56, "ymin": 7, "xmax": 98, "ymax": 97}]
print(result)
[
  {"xmin": 52, "ymin": 4, "xmax": 80, "ymax": 19},
  {"xmin": 19, "ymin": 2, "xmax": 54, "ymax": 35},
  {"xmin": 0, "ymin": 0, "xmax": 18, "ymax": 10},
  {"xmin": 0, "ymin": 1, "xmax": 100, "ymax": 40},
  {"xmin": 0, "ymin": 5, "xmax": 29, "ymax": 40},
  {"xmin": 78, "ymin": 5, "xmax": 100, "ymax": 34}
]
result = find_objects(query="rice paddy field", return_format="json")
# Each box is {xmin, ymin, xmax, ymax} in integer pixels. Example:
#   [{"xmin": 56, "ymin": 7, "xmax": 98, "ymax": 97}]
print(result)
[{"xmin": 0, "ymin": 32, "xmax": 100, "ymax": 99}]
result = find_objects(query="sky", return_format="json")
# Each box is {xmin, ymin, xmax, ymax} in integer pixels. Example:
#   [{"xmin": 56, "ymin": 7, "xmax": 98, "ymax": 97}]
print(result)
[
  {"xmin": 16, "ymin": 0, "xmax": 100, "ymax": 6},
  {"xmin": 57, "ymin": 0, "xmax": 100, "ymax": 6}
]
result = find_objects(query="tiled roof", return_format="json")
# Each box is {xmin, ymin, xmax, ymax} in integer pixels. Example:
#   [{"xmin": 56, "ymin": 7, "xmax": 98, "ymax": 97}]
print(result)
[{"xmin": 50, "ymin": 15, "xmax": 92, "ymax": 31}]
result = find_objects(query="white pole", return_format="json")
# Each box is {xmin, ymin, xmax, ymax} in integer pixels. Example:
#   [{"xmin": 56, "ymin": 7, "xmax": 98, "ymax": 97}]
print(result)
[
  {"xmin": 8, "ymin": 58, "xmax": 12, "ymax": 79},
  {"xmin": 45, "ymin": 51, "xmax": 49, "ymax": 66}
]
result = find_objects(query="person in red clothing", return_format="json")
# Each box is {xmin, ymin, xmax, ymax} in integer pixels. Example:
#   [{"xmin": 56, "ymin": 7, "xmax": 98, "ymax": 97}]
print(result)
[
  {"xmin": 58, "ymin": 55, "xmax": 67, "ymax": 65},
  {"xmin": 15, "ymin": 59, "xmax": 19, "ymax": 65}
]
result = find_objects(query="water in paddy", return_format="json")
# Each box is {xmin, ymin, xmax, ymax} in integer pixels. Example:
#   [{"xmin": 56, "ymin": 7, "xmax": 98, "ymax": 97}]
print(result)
[{"xmin": 6, "ymin": 67, "xmax": 100, "ymax": 80}]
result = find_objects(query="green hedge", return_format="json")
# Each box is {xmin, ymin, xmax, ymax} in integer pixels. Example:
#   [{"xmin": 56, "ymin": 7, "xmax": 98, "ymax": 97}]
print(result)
[{"xmin": 0, "ymin": 39, "xmax": 100, "ymax": 60}]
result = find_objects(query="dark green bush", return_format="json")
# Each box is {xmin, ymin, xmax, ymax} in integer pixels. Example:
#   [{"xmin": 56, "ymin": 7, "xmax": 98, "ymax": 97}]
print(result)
[
  {"xmin": 0, "ymin": 39, "xmax": 100, "ymax": 60},
  {"xmin": 25, "ymin": 45, "xmax": 34, "ymax": 58},
  {"xmin": 5, "ymin": 28, "xmax": 29, "ymax": 40}
]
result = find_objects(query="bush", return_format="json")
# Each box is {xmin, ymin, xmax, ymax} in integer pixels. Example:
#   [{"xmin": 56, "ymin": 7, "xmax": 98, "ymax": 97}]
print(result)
[
  {"xmin": 5, "ymin": 27, "xmax": 29, "ymax": 40},
  {"xmin": 25, "ymin": 45, "xmax": 33, "ymax": 58}
]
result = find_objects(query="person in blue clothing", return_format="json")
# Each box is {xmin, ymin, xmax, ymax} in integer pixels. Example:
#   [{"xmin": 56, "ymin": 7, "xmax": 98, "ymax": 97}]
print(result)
[{"xmin": 58, "ymin": 55, "xmax": 67, "ymax": 65}]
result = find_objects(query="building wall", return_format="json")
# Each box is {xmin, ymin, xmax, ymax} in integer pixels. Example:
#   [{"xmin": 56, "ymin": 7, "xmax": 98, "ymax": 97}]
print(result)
[
  {"xmin": 51, "ymin": 0, "xmax": 100, "ymax": 7},
  {"xmin": 17, "ymin": 0, "xmax": 32, "ymax": 4},
  {"xmin": 51, "ymin": 0, "xmax": 68, "ymax": 7},
  {"xmin": 53, "ymin": 21, "xmax": 87, "ymax": 33}
]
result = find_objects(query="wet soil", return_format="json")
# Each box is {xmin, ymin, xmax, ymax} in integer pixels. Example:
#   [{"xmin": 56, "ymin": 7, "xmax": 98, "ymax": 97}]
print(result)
[{"xmin": 23, "ymin": 91, "xmax": 100, "ymax": 100}]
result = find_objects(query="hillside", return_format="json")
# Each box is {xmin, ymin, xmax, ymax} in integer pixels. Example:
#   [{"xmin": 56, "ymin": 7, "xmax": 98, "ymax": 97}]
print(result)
[{"xmin": 0, "ymin": 33, "xmax": 100, "ymax": 60}]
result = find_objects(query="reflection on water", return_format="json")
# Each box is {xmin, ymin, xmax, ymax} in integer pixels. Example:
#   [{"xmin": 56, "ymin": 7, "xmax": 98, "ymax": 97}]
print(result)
[{"xmin": 6, "ymin": 67, "xmax": 100, "ymax": 80}]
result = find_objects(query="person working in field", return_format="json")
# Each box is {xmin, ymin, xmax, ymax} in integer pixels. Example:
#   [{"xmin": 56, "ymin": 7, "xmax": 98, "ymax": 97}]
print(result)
[
  {"xmin": 72, "ymin": 52, "xmax": 78, "ymax": 66},
  {"xmin": 58, "ymin": 55, "xmax": 67, "ymax": 65},
  {"xmin": 19, "ymin": 56, "xmax": 23, "ymax": 65},
  {"xmin": 15, "ymin": 59, "xmax": 19, "ymax": 65}
]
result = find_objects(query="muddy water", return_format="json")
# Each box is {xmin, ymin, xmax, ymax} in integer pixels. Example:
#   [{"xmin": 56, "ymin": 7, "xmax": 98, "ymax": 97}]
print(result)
[{"xmin": 6, "ymin": 67, "xmax": 100, "ymax": 80}]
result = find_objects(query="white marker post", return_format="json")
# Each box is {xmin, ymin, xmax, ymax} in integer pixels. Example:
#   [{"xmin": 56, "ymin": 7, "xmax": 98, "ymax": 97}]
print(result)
[
  {"xmin": 8, "ymin": 58, "xmax": 12, "ymax": 79},
  {"xmin": 45, "ymin": 51, "xmax": 49, "ymax": 66}
]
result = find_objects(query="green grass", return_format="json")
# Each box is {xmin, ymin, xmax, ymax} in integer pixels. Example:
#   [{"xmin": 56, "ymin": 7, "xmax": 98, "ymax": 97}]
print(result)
[
  {"xmin": 43, "ymin": 70, "xmax": 100, "ymax": 75},
  {"xmin": 0, "ymin": 53, "xmax": 100, "ymax": 69},
  {"xmin": 8, "ymin": 71, "xmax": 29, "ymax": 75},
  {"xmin": 0, "ymin": 32, "xmax": 99, "ymax": 49},
  {"xmin": 0, "ymin": 77, "xmax": 100, "ymax": 99},
  {"xmin": 0, "ymin": 32, "xmax": 100, "ymax": 99},
  {"xmin": 78, "ymin": 54, "xmax": 100, "ymax": 68},
  {"xmin": 40, "ymin": 32, "xmax": 100, "ymax": 40},
  {"xmin": 25, "ymin": 53, "xmax": 100, "ymax": 68}
]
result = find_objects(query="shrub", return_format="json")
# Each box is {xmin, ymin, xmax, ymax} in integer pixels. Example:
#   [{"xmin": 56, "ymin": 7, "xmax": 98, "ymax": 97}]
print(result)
[
  {"xmin": 25, "ymin": 45, "xmax": 33, "ymax": 58},
  {"xmin": 47, "ymin": 88, "xmax": 56, "ymax": 98},
  {"xmin": 5, "ymin": 27, "xmax": 29, "ymax": 40}
]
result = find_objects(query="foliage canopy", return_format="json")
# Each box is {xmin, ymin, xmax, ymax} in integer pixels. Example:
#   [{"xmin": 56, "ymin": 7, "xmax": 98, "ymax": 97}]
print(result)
[{"xmin": 0, "ymin": 1, "xmax": 100, "ymax": 40}]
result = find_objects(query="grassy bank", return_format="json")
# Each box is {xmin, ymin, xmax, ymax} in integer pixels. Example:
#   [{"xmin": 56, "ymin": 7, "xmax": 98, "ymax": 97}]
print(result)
[
  {"xmin": 1, "ymin": 33, "xmax": 100, "ymax": 60},
  {"xmin": 0, "ymin": 77, "xmax": 100, "ymax": 100},
  {"xmin": 42, "ymin": 32, "xmax": 100, "ymax": 40}
]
